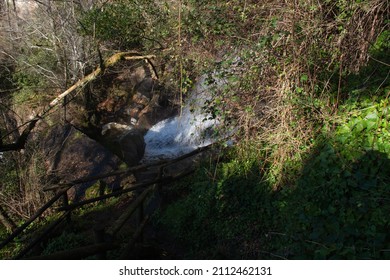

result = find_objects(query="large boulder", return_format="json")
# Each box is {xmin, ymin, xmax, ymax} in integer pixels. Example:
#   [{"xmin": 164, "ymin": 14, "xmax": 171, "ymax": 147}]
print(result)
[
  {"xmin": 43, "ymin": 124, "xmax": 124, "ymax": 200},
  {"xmin": 94, "ymin": 59, "xmax": 178, "ymax": 131},
  {"xmin": 101, "ymin": 122, "xmax": 145, "ymax": 166}
]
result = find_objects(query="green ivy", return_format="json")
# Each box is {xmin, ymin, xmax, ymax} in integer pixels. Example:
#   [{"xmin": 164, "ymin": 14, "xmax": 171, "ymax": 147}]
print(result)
[{"xmin": 273, "ymin": 93, "xmax": 390, "ymax": 259}]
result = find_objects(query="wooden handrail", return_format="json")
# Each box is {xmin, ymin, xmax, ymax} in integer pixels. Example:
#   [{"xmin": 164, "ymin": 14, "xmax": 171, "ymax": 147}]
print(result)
[
  {"xmin": 108, "ymin": 186, "xmax": 154, "ymax": 237},
  {"xmin": 0, "ymin": 144, "xmax": 214, "ymax": 258},
  {"xmin": 43, "ymin": 143, "xmax": 213, "ymax": 191},
  {"xmin": 56, "ymin": 179, "xmax": 159, "ymax": 212},
  {"xmin": 15, "ymin": 211, "xmax": 71, "ymax": 259},
  {"xmin": 0, "ymin": 186, "xmax": 72, "ymax": 250}
]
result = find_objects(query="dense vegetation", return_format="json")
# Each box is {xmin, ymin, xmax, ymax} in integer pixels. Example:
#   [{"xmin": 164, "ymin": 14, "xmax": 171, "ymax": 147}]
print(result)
[{"xmin": 0, "ymin": 0, "xmax": 389, "ymax": 259}]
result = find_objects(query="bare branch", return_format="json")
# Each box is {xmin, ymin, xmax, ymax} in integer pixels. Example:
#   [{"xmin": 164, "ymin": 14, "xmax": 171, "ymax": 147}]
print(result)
[
  {"xmin": 0, "ymin": 117, "xmax": 40, "ymax": 152},
  {"xmin": 0, "ymin": 52, "xmax": 157, "ymax": 152}
]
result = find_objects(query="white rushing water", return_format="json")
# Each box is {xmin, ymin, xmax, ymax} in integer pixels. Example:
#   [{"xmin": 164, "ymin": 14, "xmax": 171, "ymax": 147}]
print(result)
[{"xmin": 142, "ymin": 75, "xmax": 222, "ymax": 161}]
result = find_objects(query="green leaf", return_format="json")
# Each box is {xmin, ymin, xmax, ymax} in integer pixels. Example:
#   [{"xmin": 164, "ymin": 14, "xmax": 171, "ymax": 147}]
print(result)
[
  {"xmin": 365, "ymin": 120, "xmax": 377, "ymax": 131},
  {"xmin": 296, "ymin": 87, "xmax": 304, "ymax": 94},
  {"xmin": 365, "ymin": 111, "xmax": 378, "ymax": 121},
  {"xmin": 354, "ymin": 121, "xmax": 365, "ymax": 133},
  {"xmin": 337, "ymin": 125, "xmax": 351, "ymax": 136},
  {"xmin": 300, "ymin": 74, "xmax": 308, "ymax": 82}
]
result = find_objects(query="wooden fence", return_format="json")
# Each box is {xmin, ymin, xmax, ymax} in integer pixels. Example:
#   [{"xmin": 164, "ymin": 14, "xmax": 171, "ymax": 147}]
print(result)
[{"xmin": 0, "ymin": 145, "xmax": 212, "ymax": 259}]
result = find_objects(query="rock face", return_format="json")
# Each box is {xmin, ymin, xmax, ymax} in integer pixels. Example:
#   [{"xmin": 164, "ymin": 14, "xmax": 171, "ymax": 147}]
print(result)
[
  {"xmin": 43, "ymin": 122, "xmax": 145, "ymax": 201},
  {"xmin": 43, "ymin": 124, "xmax": 124, "ymax": 200},
  {"xmin": 94, "ymin": 59, "xmax": 177, "ymax": 131},
  {"xmin": 67, "ymin": 59, "xmax": 178, "ymax": 167}
]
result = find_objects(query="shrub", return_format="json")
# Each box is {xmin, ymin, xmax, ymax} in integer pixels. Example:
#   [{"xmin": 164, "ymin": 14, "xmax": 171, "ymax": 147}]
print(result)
[{"xmin": 79, "ymin": 0, "xmax": 169, "ymax": 51}]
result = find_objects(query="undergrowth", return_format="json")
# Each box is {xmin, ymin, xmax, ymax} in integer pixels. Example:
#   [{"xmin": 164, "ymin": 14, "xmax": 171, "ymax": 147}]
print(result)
[
  {"xmin": 157, "ymin": 1, "xmax": 390, "ymax": 259},
  {"xmin": 159, "ymin": 87, "xmax": 390, "ymax": 259},
  {"xmin": 1, "ymin": 0, "xmax": 389, "ymax": 260}
]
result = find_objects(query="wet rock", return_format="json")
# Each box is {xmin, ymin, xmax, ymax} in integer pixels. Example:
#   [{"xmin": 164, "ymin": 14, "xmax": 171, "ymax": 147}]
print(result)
[
  {"xmin": 135, "ymin": 77, "xmax": 154, "ymax": 99},
  {"xmin": 119, "ymin": 129, "xmax": 146, "ymax": 165},
  {"xmin": 101, "ymin": 122, "xmax": 145, "ymax": 166},
  {"xmin": 91, "ymin": 59, "xmax": 178, "ymax": 131},
  {"xmin": 132, "ymin": 92, "xmax": 150, "ymax": 107}
]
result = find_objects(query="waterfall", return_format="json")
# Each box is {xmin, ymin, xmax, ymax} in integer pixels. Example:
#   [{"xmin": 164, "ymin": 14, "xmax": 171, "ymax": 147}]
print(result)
[{"xmin": 142, "ymin": 75, "xmax": 222, "ymax": 161}]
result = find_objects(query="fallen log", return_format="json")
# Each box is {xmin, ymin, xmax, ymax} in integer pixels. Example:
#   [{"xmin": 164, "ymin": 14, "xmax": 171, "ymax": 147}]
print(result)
[
  {"xmin": 49, "ymin": 53, "xmax": 156, "ymax": 108},
  {"xmin": 0, "ymin": 52, "xmax": 156, "ymax": 153}
]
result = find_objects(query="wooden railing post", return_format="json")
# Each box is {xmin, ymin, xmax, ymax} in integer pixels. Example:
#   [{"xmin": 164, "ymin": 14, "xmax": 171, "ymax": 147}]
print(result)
[
  {"xmin": 61, "ymin": 191, "xmax": 71, "ymax": 222},
  {"xmin": 99, "ymin": 180, "xmax": 107, "ymax": 197}
]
